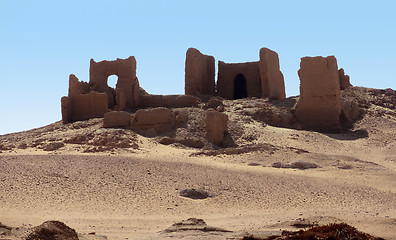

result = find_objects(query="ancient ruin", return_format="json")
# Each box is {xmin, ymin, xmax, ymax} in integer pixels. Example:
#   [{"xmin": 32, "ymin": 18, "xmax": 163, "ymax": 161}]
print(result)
[
  {"xmin": 205, "ymin": 109, "xmax": 228, "ymax": 146},
  {"xmin": 295, "ymin": 56, "xmax": 342, "ymax": 132},
  {"xmin": 89, "ymin": 56, "xmax": 140, "ymax": 110},
  {"xmin": 61, "ymin": 74, "xmax": 108, "ymax": 123},
  {"xmin": 260, "ymin": 48, "xmax": 286, "ymax": 100},
  {"xmin": 185, "ymin": 48, "xmax": 216, "ymax": 97},
  {"xmin": 61, "ymin": 47, "xmax": 354, "ymax": 136},
  {"xmin": 61, "ymin": 57, "xmax": 140, "ymax": 124},
  {"xmin": 198, "ymin": 47, "xmax": 286, "ymax": 100},
  {"xmin": 217, "ymin": 61, "xmax": 261, "ymax": 99},
  {"xmin": 339, "ymin": 68, "xmax": 352, "ymax": 90}
]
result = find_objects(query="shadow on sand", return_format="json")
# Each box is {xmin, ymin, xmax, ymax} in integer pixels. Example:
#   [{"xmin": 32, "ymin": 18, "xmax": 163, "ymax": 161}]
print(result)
[{"xmin": 324, "ymin": 129, "xmax": 369, "ymax": 141}]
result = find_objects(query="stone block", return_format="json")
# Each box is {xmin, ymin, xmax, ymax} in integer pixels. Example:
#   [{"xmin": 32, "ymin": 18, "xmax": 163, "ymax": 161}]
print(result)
[
  {"xmin": 130, "ymin": 107, "xmax": 176, "ymax": 135},
  {"xmin": 295, "ymin": 56, "xmax": 342, "ymax": 132},
  {"xmin": 205, "ymin": 109, "xmax": 228, "ymax": 146},
  {"xmin": 103, "ymin": 111, "xmax": 131, "ymax": 128}
]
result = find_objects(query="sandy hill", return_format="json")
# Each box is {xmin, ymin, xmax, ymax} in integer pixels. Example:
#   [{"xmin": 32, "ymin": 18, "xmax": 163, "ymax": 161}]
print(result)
[{"xmin": 0, "ymin": 87, "xmax": 395, "ymax": 239}]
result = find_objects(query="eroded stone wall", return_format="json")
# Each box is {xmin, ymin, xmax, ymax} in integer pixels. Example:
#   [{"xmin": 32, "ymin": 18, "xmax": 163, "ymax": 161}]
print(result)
[
  {"xmin": 139, "ymin": 94, "xmax": 200, "ymax": 108},
  {"xmin": 62, "ymin": 57, "xmax": 140, "ymax": 124},
  {"xmin": 259, "ymin": 48, "xmax": 286, "ymax": 100},
  {"xmin": 130, "ymin": 107, "xmax": 176, "ymax": 136},
  {"xmin": 339, "ymin": 68, "xmax": 352, "ymax": 90},
  {"xmin": 62, "ymin": 91, "xmax": 108, "ymax": 123},
  {"xmin": 89, "ymin": 56, "xmax": 139, "ymax": 109},
  {"xmin": 185, "ymin": 48, "xmax": 215, "ymax": 97},
  {"xmin": 217, "ymin": 61, "xmax": 261, "ymax": 99},
  {"xmin": 61, "ymin": 74, "xmax": 109, "ymax": 123},
  {"xmin": 295, "ymin": 56, "xmax": 342, "ymax": 132}
]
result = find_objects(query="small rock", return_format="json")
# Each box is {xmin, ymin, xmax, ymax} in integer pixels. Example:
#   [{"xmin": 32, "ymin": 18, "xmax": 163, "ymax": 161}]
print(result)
[
  {"xmin": 272, "ymin": 161, "xmax": 320, "ymax": 170},
  {"xmin": 42, "ymin": 142, "xmax": 64, "ymax": 151},
  {"xmin": 290, "ymin": 161, "xmax": 320, "ymax": 170},
  {"xmin": 247, "ymin": 162, "xmax": 261, "ymax": 166},
  {"xmin": 216, "ymin": 105, "xmax": 225, "ymax": 112},
  {"xmin": 17, "ymin": 143, "xmax": 28, "ymax": 149},
  {"xmin": 179, "ymin": 189, "xmax": 212, "ymax": 199},
  {"xmin": 339, "ymin": 165, "xmax": 353, "ymax": 170}
]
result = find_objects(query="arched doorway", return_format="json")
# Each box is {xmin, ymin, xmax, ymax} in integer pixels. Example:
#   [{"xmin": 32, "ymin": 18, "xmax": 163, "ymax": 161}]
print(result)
[{"xmin": 233, "ymin": 73, "xmax": 248, "ymax": 99}]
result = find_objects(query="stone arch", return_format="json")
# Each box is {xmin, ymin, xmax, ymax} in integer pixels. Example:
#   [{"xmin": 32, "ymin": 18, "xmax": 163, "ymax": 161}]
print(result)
[
  {"xmin": 89, "ymin": 56, "xmax": 139, "ymax": 109},
  {"xmin": 233, "ymin": 73, "xmax": 248, "ymax": 99}
]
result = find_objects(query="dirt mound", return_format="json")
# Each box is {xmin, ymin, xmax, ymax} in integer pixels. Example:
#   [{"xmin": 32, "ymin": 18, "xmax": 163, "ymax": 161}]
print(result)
[
  {"xmin": 0, "ymin": 118, "xmax": 139, "ymax": 153},
  {"xmin": 0, "ymin": 221, "xmax": 80, "ymax": 240},
  {"xmin": 245, "ymin": 223, "xmax": 384, "ymax": 240},
  {"xmin": 26, "ymin": 221, "xmax": 79, "ymax": 240},
  {"xmin": 342, "ymin": 87, "xmax": 396, "ymax": 115},
  {"xmin": 0, "ymin": 87, "xmax": 395, "ymax": 154},
  {"xmin": 179, "ymin": 189, "xmax": 213, "ymax": 199}
]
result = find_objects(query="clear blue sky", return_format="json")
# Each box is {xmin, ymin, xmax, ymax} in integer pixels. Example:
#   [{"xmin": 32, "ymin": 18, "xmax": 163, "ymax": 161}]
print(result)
[{"xmin": 0, "ymin": 0, "xmax": 395, "ymax": 135}]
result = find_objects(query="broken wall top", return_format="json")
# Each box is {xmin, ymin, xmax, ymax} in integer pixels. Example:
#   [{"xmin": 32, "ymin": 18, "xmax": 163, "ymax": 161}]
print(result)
[{"xmin": 185, "ymin": 48, "xmax": 215, "ymax": 96}]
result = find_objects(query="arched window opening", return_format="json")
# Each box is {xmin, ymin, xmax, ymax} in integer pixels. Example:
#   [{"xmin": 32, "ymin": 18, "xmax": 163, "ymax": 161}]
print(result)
[
  {"xmin": 233, "ymin": 73, "xmax": 248, "ymax": 99},
  {"xmin": 107, "ymin": 75, "xmax": 118, "ymax": 89}
]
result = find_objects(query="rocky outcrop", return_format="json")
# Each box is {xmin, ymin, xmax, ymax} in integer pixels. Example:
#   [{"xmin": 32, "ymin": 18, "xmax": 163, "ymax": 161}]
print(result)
[
  {"xmin": 259, "ymin": 48, "xmax": 286, "ymax": 100},
  {"xmin": 162, "ymin": 218, "xmax": 230, "ymax": 234},
  {"xmin": 139, "ymin": 94, "xmax": 200, "ymax": 108},
  {"xmin": 295, "ymin": 56, "xmax": 342, "ymax": 132},
  {"xmin": 205, "ymin": 109, "xmax": 228, "ymax": 145},
  {"xmin": 339, "ymin": 68, "xmax": 352, "ymax": 90},
  {"xmin": 217, "ymin": 61, "xmax": 261, "ymax": 99},
  {"xmin": 89, "ymin": 56, "xmax": 140, "ymax": 109},
  {"xmin": 26, "ymin": 221, "xmax": 79, "ymax": 240},
  {"xmin": 185, "ymin": 48, "xmax": 215, "ymax": 97},
  {"xmin": 103, "ymin": 111, "xmax": 131, "ymax": 128},
  {"xmin": 203, "ymin": 97, "xmax": 224, "ymax": 111},
  {"xmin": 130, "ymin": 107, "xmax": 176, "ymax": 136}
]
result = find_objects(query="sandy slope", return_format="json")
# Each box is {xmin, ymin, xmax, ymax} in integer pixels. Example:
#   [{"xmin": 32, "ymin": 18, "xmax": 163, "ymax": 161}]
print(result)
[
  {"xmin": 1, "ymin": 131, "xmax": 396, "ymax": 239},
  {"xmin": 1, "ymin": 88, "xmax": 396, "ymax": 239}
]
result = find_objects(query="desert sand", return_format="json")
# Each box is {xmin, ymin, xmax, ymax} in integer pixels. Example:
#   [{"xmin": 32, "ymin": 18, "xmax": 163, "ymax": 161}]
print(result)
[{"xmin": 0, "ymin": 87, "xmax": 395, "ymax": 239}]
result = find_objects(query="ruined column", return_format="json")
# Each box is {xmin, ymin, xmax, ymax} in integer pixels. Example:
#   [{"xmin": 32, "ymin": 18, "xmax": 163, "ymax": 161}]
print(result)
[
  {"xmin": 259, "ymin": 48, "xmax": 286, "ymax": 100},
  {"xmin": 185, "ymin": 48, "xmax": 215, "ymax": 97},
  {"xmin": 295, "ymin": 56, "xmax": 342, "ymax": 132},
  {"xmin": 205, "ymin": 109, "xmax": 228, "ymax": 146}
]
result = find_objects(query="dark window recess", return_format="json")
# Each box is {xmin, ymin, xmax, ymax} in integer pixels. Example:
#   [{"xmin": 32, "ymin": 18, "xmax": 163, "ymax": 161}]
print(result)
[{"xmin": 233, "ymin": 73, "xmax": 248, "ymax": 99}]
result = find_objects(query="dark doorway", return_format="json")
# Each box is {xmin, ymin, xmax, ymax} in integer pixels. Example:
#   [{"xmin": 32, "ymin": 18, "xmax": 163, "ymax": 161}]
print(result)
[{"xmin": 233, "ymin": 73, "xmax": 248, "ymax": 99}]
